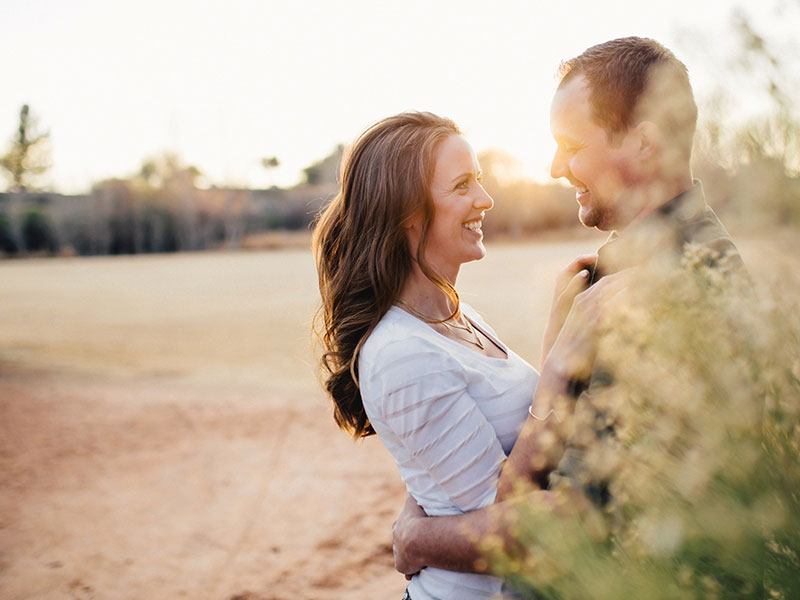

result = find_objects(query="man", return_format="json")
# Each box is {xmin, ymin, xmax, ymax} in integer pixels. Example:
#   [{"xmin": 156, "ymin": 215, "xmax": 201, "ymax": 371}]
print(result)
[{"xmin": 391, "ymin": 36, "xmax": 745, "ymax": 585}]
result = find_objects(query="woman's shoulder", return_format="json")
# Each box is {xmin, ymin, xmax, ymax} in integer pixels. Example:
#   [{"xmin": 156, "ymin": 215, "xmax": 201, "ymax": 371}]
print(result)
[
  {"xmin": 359, "ymin": 308, "xmax": 461, "ymax": 383},
  {"xmin": 361, "ymin": 303, "xmax": 499, "ymax": 364},
  {"xmin": 361, "ymin": 307, "xmax": 449, "ymax": 363},
  {"xmin": 359, "ymin": 309, "xmax": 470, "ymax": 419}
]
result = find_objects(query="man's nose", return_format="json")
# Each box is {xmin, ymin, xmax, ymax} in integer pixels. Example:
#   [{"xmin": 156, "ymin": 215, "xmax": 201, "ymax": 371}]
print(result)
[{"xmin": 550, "ymin": 148, "xmax": 568, "ymax": 180}]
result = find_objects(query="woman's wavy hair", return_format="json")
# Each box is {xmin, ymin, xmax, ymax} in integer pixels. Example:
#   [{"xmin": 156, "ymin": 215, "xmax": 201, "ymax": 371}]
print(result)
[{"xmin": 313, "ymin": 111, "xmax": 461, "ymax": 438}]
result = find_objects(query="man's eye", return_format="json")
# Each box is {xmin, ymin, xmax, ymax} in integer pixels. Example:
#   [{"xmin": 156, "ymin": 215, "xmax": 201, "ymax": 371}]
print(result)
[{"xmin": 457, "ymin": 180, "xmax": 470, "ymax": 190}]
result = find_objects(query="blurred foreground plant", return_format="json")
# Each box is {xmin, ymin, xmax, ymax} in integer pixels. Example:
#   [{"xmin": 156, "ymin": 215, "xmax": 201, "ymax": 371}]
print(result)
[{"xmin": 486, "ymin": 250, "xmax": 800, "ymax": 599}]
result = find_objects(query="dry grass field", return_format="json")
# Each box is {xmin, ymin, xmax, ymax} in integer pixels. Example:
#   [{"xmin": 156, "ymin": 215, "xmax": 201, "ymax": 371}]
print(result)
[{"xmin": 1, "ymin": 230, "xmax": 797, "ymax": 600}]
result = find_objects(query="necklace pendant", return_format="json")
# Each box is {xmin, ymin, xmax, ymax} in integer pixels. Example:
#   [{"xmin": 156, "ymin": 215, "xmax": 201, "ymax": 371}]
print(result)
[{"xmin": 396, "ymin": 299, "xmax": 485, "ymax": 351}]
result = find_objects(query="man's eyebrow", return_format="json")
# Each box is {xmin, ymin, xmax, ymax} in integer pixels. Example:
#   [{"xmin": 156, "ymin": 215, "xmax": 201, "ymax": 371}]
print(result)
[{"xmin": 554, "ymin": 132, "xmax": 579, "ymax": 143}]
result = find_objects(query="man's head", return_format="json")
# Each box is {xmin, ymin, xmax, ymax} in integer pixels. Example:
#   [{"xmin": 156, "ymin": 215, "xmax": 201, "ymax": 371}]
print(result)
[{"xmin": 549, "ymin": 37, "xmax": 697, "ymax": 231}]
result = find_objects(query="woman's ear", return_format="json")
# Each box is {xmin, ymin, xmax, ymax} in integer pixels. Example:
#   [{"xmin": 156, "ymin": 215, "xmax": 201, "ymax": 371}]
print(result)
[
  {"xmin": 403, "ymin": 210, "xmax": 424, "ymax": 255},
  {"xmin": 403, "ymin": 210, "xmax": 423, "ymax": 231}
]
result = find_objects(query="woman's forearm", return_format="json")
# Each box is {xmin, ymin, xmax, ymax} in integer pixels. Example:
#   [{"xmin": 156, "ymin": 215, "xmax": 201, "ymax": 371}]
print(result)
[
  {"xmin": 497, "ymin": 358, "xmax": 575, "ymax": 502},
  {"xmin": 499, "ymin": 271, "xmax": 627, "ymax": 500}
]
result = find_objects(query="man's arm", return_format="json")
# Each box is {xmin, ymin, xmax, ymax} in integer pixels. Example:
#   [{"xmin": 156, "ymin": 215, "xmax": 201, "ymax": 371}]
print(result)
[
  {"xmin": 393, "ymin": 487, "xmax": 598, "ymax": 578},
  {"xmin": 392, "ymin": 493, "xmax": 541, "ymax": 576}
]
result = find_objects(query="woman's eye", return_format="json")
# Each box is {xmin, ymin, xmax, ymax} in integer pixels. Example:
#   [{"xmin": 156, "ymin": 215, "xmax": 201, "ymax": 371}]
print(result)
[{"xmin": 456, "ymin": 180, "xmax": 470, "ymax": 190}]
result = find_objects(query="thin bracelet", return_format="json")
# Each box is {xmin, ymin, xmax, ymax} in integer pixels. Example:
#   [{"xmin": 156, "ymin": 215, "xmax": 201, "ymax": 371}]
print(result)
[{"xmin": 529, "ymin": 405, "xmax": 562, "ymax": 423}]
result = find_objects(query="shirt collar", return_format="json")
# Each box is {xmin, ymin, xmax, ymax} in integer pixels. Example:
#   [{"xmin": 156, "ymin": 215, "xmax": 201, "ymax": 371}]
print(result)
[
  {"xmin": 592, "ymin": 180, "xmax": 706, "ymax": 282},
  {"xmin": 634, "ymin": 179, "xmax": 706, "ymax": 232}
]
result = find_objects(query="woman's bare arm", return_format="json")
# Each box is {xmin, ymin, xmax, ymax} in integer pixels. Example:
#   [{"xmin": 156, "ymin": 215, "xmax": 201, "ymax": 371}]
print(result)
[{"xmin": 499, "ymin": 270, "xmax": 631, "ymax": 500}]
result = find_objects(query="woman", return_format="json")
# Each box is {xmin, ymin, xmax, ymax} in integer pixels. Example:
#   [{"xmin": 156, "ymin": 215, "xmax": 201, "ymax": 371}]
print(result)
[{"xmin": 314, "ymin": 112, "xmax": 609, "ymax": 599}]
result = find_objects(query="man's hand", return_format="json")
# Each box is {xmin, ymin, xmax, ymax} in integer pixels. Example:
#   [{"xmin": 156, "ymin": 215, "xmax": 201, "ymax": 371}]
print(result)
[{"xmin": 393, "ymin": 494, "xmax": 427, "ymax": 579}]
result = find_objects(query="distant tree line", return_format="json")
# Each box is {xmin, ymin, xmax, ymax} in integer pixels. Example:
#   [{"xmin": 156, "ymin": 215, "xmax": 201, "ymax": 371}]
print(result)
[
  {"xmin": 1, "ymin": 6, "xmax": 798, "ymax": 259},
  {"xmin": 1, "ymin": 137, "xmax": 798, "ymax": 258},
  {"xmin": 0, "ymin": 153, "xmax": 334, "ymax": 256}
]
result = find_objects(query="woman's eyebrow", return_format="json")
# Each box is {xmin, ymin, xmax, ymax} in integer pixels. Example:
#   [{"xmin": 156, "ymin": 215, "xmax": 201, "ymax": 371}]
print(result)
[{"xmin": 449, "ymin": 171, "xmax": 473, "ymax": 183}]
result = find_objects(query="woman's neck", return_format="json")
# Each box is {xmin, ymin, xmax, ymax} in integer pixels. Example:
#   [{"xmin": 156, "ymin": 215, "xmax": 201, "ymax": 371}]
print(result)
[{"xmin": 397, "ymin": 264, "xmax": 458, "ymax": 320}]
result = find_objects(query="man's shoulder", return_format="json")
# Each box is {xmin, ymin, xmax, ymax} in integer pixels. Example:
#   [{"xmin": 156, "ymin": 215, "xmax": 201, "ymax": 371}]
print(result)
[
  {"xmin": 658, "ymin": 181, "xmax": 745, "ymax": 273},
  {"xmin": 677, "ymin": 201, "xmax": 752, "ymax": 282}
]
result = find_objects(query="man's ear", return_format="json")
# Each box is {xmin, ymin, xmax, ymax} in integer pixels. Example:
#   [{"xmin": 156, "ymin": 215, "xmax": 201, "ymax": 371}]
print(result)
[{"xmin": 636, "ymin": 121, "xmax": 661, "ymax": 159}]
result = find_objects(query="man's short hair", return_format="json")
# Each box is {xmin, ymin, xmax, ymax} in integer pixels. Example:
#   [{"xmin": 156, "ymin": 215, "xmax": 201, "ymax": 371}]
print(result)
[{"xmin": 559, "ymin": 37, "xmax": 698, "ymax": 158}]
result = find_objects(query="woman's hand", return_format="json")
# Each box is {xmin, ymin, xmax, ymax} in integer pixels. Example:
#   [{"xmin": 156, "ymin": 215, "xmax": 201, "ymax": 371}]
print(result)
[
  {"xmin": 393, "ymin": 494, "xmax": 427, "ymax": 579},
  {"xmin": 501, "ymin": 269, "xmax": 633, "ymax": 494},
  {"xmin": 541, "ymin": 254, "xmax": 597, "ymax": 363},
  {"xmin": 543, "ymin": 268, "xmax": 632, "ymax": 386}
]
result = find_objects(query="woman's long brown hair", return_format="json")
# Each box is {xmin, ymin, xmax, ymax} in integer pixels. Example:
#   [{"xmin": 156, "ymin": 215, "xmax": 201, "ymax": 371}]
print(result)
[{"xmin": 313, "ymin": 112, "xmax": 461, "ymax": 438}]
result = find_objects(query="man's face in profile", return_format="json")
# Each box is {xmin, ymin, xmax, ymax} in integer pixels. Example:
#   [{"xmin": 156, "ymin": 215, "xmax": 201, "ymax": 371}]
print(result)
[{"xmin": 549, "ymin": 74, "xmax": 641, "ymax": 231}]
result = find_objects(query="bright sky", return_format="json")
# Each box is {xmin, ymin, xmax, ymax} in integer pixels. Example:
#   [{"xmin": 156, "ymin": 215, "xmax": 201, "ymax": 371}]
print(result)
[{"xmin": 1, "ymin": 0, "xmax": 797, "ymax": 193}]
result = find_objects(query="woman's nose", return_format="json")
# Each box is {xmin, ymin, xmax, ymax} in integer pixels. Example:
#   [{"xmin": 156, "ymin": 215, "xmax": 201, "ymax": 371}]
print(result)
[{"xmin": 474, "ymin": 185, "xmax": 494, "ymax": 211}]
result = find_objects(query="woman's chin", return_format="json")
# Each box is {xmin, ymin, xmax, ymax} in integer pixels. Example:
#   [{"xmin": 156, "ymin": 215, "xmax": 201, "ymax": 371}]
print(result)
[{"xmin": 460, "ymin": 247, "xmax": 487, "ymax": 266}]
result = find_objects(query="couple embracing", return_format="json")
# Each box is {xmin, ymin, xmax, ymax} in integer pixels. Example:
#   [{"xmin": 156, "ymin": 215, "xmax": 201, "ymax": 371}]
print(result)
[{"xmin": 314, "ymin": 37, "xmax": 744, "ymax": 599}]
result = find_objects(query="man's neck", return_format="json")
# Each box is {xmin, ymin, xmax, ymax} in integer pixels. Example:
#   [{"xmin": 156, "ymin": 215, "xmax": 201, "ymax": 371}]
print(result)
[{"xmin": 619, "ymin": 172, "xmax": 694, "ymax": 233}]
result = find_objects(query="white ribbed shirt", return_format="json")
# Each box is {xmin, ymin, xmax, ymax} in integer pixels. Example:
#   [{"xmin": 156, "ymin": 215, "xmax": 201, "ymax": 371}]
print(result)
[{"xmin": 359, "ymin": 303, "xmax": 539, "ymax": 600}]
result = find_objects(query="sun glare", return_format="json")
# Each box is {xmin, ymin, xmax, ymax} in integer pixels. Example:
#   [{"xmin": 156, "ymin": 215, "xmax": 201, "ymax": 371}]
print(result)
[{"xmin": 0, "ymin": 0, "xmax": 795, "ymax": 193}]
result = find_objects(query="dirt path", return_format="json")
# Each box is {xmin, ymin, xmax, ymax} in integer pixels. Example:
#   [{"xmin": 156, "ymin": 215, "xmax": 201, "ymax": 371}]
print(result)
[
  {"xmin": 0, "ymin": 365, "xmax": 407, "ymax": 600},
  {"xmin": 2, "ymin": 234, "xmax": 794, "ymax": 599}
]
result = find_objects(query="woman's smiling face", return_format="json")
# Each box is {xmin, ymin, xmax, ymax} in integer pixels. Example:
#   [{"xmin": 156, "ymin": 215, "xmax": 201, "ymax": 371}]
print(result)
[{"xmin": 420, "ymin": 134, "xmax": 494, "ymax": 278}]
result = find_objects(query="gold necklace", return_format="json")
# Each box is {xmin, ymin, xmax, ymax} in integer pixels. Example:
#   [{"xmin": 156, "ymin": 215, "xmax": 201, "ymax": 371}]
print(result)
[{"xmin": 395, "ymin": 299, "xmax": 485, "ymax": 350}]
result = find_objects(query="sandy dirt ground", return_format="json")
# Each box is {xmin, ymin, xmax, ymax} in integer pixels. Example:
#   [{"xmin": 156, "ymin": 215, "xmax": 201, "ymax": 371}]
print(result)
[
  {"xmin": 0, "ymin": 366, "xmax": 406, "ymax": 600},
  {"xmin": 1, "ymin": 232, "xmax": 795, "ymax": 600}
]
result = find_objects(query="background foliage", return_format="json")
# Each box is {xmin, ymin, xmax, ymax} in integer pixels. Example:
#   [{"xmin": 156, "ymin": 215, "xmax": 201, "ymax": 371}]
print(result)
[{"xmin": 485, "ymin": 250, "xmax": 800, "ymax": 599}]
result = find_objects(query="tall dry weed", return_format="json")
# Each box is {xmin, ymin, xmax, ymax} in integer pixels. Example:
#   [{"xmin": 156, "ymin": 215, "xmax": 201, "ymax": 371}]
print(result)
[{"xmin": 486, "ymin": 245, "xmax": 800, "ymax": 599}]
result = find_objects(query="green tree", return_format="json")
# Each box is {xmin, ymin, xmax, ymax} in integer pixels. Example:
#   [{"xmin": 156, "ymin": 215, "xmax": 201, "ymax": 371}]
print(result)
[
  {"xmin": 136, "ymin": 153, "xmax": 201, "ymax": 190},
  {"xmin": 20, "ymin": 206, "xmax": 58, "ymax": 253},
  {"xmin": 261, "ymin": 156, "xmax": 279, "ymax": 169},
  {"xmin": 302, "ymin": 145, "xmax": 343, "ymax": 186},
  {"xmin": 261, "ymin": 155, "xmax": 280, "ymax": 188},
  {"xmin": 0, "ymin": 212, "xmax": 18, "ymax": 254},
  {"xmin": 0, "ymin": 104, "xmax": 51, "ymax": 192}
]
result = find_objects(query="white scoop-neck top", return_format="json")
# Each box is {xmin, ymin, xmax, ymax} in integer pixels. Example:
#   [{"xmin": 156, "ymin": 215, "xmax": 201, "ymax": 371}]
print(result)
[{"xmin": 359, "ymin": 303, "xmax": 539, "ymax": 600}]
